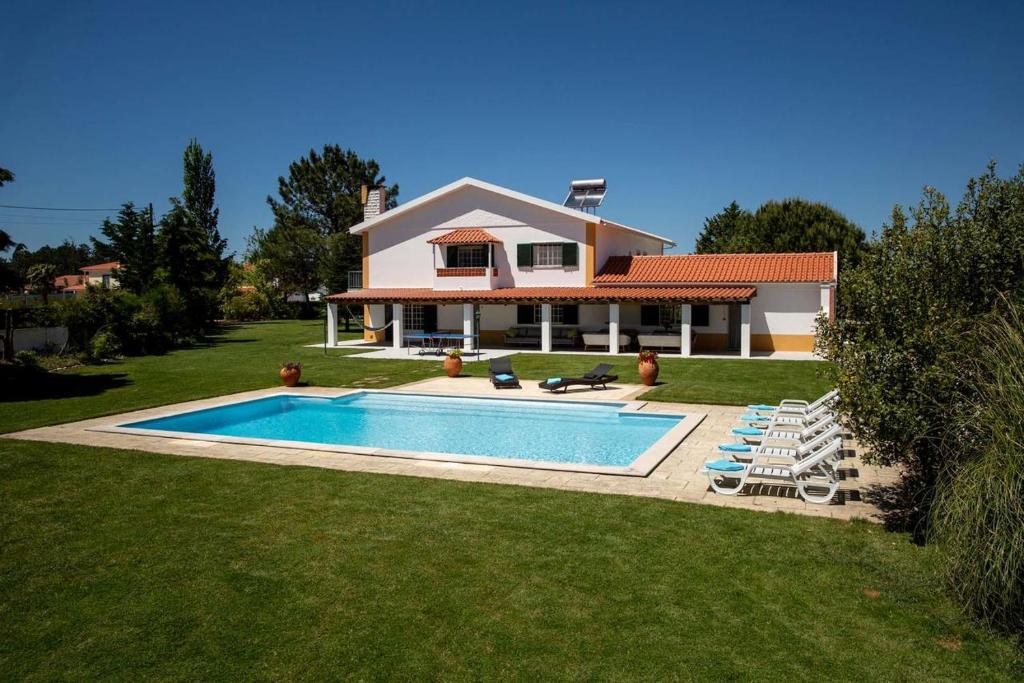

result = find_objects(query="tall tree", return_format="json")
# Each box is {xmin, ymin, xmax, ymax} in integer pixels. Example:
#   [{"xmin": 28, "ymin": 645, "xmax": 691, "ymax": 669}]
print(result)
[
  {"xmin": 266, "ymin": 145, "xmax": 398, "ymax": 295},
  {"xmin": 12, "ymin": 240, "xmax": 93, "ymax": 278},
  {"xmin": 0, "ymin": 166, "xmax": 25, "ymax": 292},
  {"xmin": 90, "ymin": 203, "xmax": 155, "ymax": 293},
  {"xmin": 694, "ymin": 198, "xmax": 866, "ymax": 266},
  {"xmin": 156, "ymin": 139, "xmax": 230, "ymax": 331},
  {"xmin": 26, "ymin": 263, "xmax": 57, "ymax": 304},
  {"xmin": 694, "ymin": 201, "xmax": 753, "ymax": 254}
]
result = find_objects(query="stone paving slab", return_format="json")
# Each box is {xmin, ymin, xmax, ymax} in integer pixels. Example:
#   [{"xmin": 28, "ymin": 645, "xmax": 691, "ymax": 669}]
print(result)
[{"xmin": 5, "ymin": 380, "xmax": 890, "ymax": 522}]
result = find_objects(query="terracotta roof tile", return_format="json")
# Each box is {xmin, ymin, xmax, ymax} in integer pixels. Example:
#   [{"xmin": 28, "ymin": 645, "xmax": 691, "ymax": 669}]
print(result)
[
  {"xmin": 80, "ymin": 261, "xmax": 121, "ymax": 271},
  {"xmin": 54, "ymin": 274, "xmax": 85, "ymax": 288},
  {"xmin": 593, "ymin": 252, "xmax": 835, "ymax": 284},
  {"xmin": 327, "ymin": 286, "xmax": 755, "ymax": 304},
  {"xmin": 427, "ymin": 229, "xmax": 502, "ymax": 245}
]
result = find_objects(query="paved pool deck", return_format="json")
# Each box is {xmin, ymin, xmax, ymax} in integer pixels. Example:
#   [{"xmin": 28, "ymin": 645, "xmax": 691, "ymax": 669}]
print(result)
[{"xmin": 6, "ymin": 377, "xmax": 897, "ymax": 521}]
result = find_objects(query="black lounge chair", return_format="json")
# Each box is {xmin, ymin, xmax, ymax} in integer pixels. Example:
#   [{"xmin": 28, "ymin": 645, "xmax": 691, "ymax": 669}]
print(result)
[
  {"xmin": 538, "ymin": 364, "xmax": 618, "ymax": 393},
  {"xmin": 489, "ymin": 357, "xmax": 520, "ymax": 389}
]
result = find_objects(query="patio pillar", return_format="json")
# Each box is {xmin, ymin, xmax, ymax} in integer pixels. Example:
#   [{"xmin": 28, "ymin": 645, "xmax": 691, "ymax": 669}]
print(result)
[
  {"xmin": 680, "ymin": 303, "xmax": 692, "ymax": 357},
  {"xmin": 326, "ymin": 302, "xmax": 339, "ymax": 347},
  {"xmin": 540, "ymin": 303, "xmax": 552, "ymax": 352},
  {"xmin": 392, "ymin": 303, "xmax": 404, "ymax": 350},
  {"xmin": 740, "ymin": 303, "xmax": 751, "ymax": 358},
  {"xmin": 608, "ymin": 303, "xmax": 620, "ymax": 355},
  {"xmin": 463, "ymin": 303, "xmax": 474, "ymax": 351}
]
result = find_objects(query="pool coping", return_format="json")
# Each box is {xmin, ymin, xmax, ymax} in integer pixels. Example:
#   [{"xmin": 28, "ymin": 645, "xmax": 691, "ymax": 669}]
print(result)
[{"xmin": 87, "ymin": 388, "xmax": 705, "ymax": 477}]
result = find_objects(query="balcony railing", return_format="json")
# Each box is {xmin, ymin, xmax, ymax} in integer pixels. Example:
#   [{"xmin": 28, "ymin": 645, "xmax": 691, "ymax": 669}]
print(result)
[
  {"xmin": 436, "ymin": 267, "xmax": 498, "ymax": 277},
  {"xmin": 347, "ymin": 271, "xmax": 363, "ymax": 290}
]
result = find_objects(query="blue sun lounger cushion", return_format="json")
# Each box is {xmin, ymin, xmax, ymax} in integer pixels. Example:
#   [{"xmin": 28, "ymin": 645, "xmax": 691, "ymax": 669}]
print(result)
[
  {"xmin": 544, "ymin": 377, "xmax": 561, "ymax": 384},
  {"xmin": 496, "ymin": 373, "xmax": 515, "ymax": 381},
  {"xmin": 706, "ymin": 459, "xmax": 745, "ymax": 472},
  {"xmin": 748, "ymin": 404, "xmax": 776, "ymax": 411},
  {"xmin": 732, "ymin": 427, "xmax": 765, "ymax": 436},
  {"xmin": 740, "ymin": 414, "xmax": 770, "ymax": 422},
  {"xmin": 719, "ymin": 442, "xmax": 752, "ymax": 453}
]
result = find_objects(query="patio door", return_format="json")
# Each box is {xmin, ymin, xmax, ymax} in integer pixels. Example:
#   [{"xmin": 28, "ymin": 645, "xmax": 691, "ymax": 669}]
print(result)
[
  {"xmin": 727, "ymin": 304, "xmax": 741, "ymax": 351},
  {"xmin": 384, "ymin": 306, "xmax": 393, "ymax": 342}
]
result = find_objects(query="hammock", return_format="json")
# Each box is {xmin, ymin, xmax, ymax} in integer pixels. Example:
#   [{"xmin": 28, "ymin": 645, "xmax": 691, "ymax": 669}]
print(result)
[{"xmin": 342, "ymin": 305, "xmax": 395, "ymax": 332}]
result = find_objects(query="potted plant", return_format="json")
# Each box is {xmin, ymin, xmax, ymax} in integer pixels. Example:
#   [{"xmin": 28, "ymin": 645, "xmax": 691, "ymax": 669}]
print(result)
[
  {"xmin": 444, "ymin": 348, "xmax": 463, "ymax": 377},
  {"xmin": 637, "ymin": 349, "xmax": 659, "ymax": 386},
  {"xmin": 280, "ymin": 361, "xmax": 302, "ymax": 387}
]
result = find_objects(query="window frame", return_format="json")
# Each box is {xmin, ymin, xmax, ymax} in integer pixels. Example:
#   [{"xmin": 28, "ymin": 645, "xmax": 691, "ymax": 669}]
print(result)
[
  {"xmin": 532, "ymin": 243, "xmax": 563, "ymax": 268},
  {"xmin": 455, "ymin": 244, "xmax": 487, "ymax": 268},
  {"xmin": 404, "ymin": 304, "xmax": 425, "ymax": 331}
]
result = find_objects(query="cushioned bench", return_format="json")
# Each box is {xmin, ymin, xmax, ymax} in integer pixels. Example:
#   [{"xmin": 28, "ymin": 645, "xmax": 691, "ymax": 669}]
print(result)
[
  {"xmin": 504, "ymin": 326, "xmax": 579, "ymax": 348},
  {"xmin": 582, "ymin": 333, "xmax": 631, "ymax": 351}
]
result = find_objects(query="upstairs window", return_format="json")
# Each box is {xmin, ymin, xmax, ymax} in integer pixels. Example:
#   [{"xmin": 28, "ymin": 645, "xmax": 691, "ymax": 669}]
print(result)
[
  {"xmin": 457, "ymin": 245, "xmax": 486, "ymax": 267},
  {"xmin": 533, "ymin": 244, "xmax": 562, "ymax": 267}
]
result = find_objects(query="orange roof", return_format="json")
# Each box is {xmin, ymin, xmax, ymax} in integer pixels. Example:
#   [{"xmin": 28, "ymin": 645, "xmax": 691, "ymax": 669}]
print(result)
[
  {"xmin": 594, "ymin": 252, "xmax": 836, "ymax": 284},
  {"xmin": 80, "ymin": 261, "xmax": 120, "ymax": 272},
  {"xmin": 63, "ymin": 284, "xmax": 88, "ymax": 292},
  {"xmin": 327, "ymin": 286, "xmax": 755, "ymax": 304},
  {"xmin": 427, "ymin": 229, "xmax": 502, "ymax": 245},
  {"xmin": 54, "ymin": 274, "xmax": 85, "ymax": 288}
]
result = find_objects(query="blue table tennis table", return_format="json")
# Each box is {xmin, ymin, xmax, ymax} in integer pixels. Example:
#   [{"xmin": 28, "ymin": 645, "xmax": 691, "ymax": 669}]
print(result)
[{"xmin": 404, "ymin": 332, "xmax": 478, "ymax": 356}]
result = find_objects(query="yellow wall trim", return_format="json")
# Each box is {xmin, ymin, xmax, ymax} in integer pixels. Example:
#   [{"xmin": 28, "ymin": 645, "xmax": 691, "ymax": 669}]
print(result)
[
  {"xmin": 584, "ymin": 223, "xmax": 596, "ymax": 285},
  {"xmin": 362, "ymin": 234, "xmax": 374, "ymax": 341},
  {"xmin": 751, "ymin": 334, "xmax": 815, "ymax": 352}
]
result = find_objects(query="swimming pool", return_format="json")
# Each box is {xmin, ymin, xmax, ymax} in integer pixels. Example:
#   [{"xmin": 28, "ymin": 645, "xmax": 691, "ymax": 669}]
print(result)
[{"xmin": 110, "ymin": 391, "xmax": 702, "ymax": 475}]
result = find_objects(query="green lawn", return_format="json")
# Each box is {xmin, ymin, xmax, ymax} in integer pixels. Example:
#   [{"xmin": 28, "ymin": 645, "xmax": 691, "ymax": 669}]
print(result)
[
  {"xmin": 0, "ymin": 320, "xmax": 829, "ymax": 433},
  {"xmin": 1, "ymin": 320, "xmax": 1020, "ymax": 679}
]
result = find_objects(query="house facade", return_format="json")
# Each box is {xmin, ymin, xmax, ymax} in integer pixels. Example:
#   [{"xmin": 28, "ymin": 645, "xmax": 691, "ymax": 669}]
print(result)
[
  {"xmin": 326, "ymin": 178, "xmax": 836, "ymax": 357},
  {"xmin": 53, "ymin": 261, "xmax": 121, "ymax": 295}
]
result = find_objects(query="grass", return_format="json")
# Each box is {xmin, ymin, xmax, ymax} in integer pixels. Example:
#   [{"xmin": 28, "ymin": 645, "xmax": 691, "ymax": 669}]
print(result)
[
  {"xmin": 2, "ymin": 439, "xmax": 1021, "ymax": 680},
  {"xmin": 1, "ymin": 319, "xmax": 1019, "ymax": 678},
  {"xmin": 0, "ymin": 320, "xmax": 830, "ymax": 433}
]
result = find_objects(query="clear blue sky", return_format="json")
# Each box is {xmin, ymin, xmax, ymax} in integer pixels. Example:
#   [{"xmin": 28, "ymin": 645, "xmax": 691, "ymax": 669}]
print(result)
[{"xmin": 2, "ymin": 1, "xmax": 1021, "ymax": 253}]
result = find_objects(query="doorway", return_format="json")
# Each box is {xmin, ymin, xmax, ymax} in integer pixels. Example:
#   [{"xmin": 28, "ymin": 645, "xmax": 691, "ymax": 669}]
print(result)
[{"xmin": 727, "ymin": 304, "xmax": 741, "ymax": 351}]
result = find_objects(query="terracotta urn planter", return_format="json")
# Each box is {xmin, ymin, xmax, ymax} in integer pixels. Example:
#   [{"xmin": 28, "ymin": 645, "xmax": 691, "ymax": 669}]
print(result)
[
  {"xmin": 444, "ymin": 350, "xmax": 463, "ymax": 377},
  {"xmin": 280, "ymin": 362, "xmax": 302, "ymax": 387},
  {"xmin": 637, "ymin": 350, "xmax": 659, "ymax": 386}
]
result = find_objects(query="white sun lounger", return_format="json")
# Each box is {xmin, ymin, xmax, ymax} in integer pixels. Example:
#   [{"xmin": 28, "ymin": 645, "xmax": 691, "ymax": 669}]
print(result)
[
  {"xmin": 748, "ymin": 389, "xmax": 838, "ymax": 415},
  {"xmin": 701, "ymin": 437, "xmax": 844, "ymax": 504},
  {"xmin": 731, "ymin": 413, "xmax": 839, "ymax": 444},
  {"xmin": 719, "ymin": 423, "xmax": 843, "ymax": 463}
]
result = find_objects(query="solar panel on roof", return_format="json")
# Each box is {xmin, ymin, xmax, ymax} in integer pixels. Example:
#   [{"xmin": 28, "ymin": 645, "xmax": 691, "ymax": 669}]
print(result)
[{"xmin": 563, "ymin": 178, "xmax": 607, "ymax": 212}]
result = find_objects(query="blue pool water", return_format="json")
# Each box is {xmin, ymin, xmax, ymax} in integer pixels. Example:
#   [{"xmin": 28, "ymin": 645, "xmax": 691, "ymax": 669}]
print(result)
[{"xmin": 124, "ymin": 392, "xmax": 684, "ymax": 467}]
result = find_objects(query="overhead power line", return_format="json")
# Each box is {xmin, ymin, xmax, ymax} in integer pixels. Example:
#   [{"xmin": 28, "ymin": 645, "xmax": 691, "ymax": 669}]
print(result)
[{"xmin": 0, "ymin": 203, "xmax": 120, "ymax": 212}]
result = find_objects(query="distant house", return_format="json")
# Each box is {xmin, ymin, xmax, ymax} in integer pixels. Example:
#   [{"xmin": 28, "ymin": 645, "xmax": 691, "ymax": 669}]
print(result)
[
  {"xmin": 326, "ymin": 177, "xmax": 836, "ymax": 357},
  {"xmin": 54, "ymin": 261, "xmax": 121, "ymax": 295}
]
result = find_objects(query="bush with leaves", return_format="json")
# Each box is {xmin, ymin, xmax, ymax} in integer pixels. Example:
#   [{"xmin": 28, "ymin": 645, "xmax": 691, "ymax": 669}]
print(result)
[
  {"xmin": 817, "ymin": 162, "xmax": 1024, "ymax": 539},
  {"xmin": 931, "ymin": 302, "xmax": 1024, "ymax": 636},
  {"xmin": 57, "ymin": 284, "xmax": 187, "ymax": 358}
]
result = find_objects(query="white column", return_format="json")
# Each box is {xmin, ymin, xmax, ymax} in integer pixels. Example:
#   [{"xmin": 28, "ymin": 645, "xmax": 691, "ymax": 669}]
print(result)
[
  {"xmin": 680, "ymin": 303, "xmax": 691, "ymax": 357},
  {"xmin": 740, "ymin": 303, "xmax": 751, "ymax": 358},
  {"xmin": 540, "ymin": 303, "xmax": 552, "ymax": 352},
  {"xmin": 608, "ymin": 303, "xmax": 620, "ymax": 355},
  {"xmin": 463, "ymin": 303, "xmax": 474, "ymax": 351},
  {"xmin": 820, "ymin": 284, "xmax": 832, "ymax": 321},
  {"xmin": 326, "ymin": 302, "xmax": 339, "ymax": 347},
  {"xmin": 392, "ymin": 303, "xmax": 404, "ymax": 350}
]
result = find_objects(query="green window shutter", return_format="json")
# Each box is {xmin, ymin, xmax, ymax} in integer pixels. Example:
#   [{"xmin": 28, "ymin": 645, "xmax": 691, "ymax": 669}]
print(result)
[
  {"xmin": 517, "ymin": 243, "xmax": 533, "ymax": 268},
  {"xmin": 517, "ymin": 305, "xmax": 533, "ymax": 324},
  {"xmin": 562, "ymin": 242, "xmax": 578, "ymax": 267},
  {"xmin": 446, "ymin": 245, "xmax": 458, "ymax": 266},
  {"xmin": 692, "ymin": 304, "xmax": 710, "ymax": 327},
  {"xmin": 422, "ymin": 305, "xmax": 438, "ymax": 333},
  {"xmin": 641, "ymin": 305, "xmax": 660, "ymax": 326}
]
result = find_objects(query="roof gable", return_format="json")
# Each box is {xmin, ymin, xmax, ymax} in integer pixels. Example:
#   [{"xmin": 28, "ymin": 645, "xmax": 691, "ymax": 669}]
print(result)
[
  {"xmin": 350, "ymin": 177, "xmax": 675, "ymax": 245},
  {"xmin": 594, "ymin": 252, "xmax": 836, "ymax": 284}
]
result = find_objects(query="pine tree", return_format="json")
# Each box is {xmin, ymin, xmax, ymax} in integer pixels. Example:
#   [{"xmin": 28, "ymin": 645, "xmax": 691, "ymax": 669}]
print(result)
[{"xmin": 91, "ymin": 203, "xmax": 156, "ymax": 293}]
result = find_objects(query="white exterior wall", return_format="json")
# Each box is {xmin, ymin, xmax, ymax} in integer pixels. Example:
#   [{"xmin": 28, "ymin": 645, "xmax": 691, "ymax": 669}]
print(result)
[
  {"xmin": 594, "ymin": 223, "xmax": 664, "ymax": 273},
  {"xmin": 749, "ymin": 283, "xmax": 822, "ymax": 336},
  {"xmin": 366, "ymin": 186, "xmax": 590, "ymax": 289}
]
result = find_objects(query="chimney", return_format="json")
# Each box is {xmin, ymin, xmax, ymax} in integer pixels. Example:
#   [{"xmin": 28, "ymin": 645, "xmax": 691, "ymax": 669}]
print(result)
[{"xmin": 361, "ymin": 184, "xmax": 387, "ymax": 220}]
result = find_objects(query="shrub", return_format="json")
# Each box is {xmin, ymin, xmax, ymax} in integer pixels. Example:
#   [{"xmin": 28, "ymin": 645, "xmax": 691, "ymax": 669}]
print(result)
[
  {"xmin": 931, "ymin": 303, "xmax": 1024, "ymax": 635},
  {"xmin": 223, "ymin": 291, "xmax": 272, "ymax": 322},
  {"xmin": 817, "ymin": 162, "xmax": 1024, "ymax": 538},
  {"xmin": 89, "ymin": 330, "xmax": 122, "ymax": 360},
  {"xmin": 14, "ymin": 349, "xmax": 39, "ymax": 368}
]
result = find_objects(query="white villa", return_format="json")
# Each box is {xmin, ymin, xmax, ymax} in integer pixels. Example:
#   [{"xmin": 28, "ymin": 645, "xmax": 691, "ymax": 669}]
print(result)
[{"xmin": 326, "ymin": 178, "xmax": 836, "ymax": 357}]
